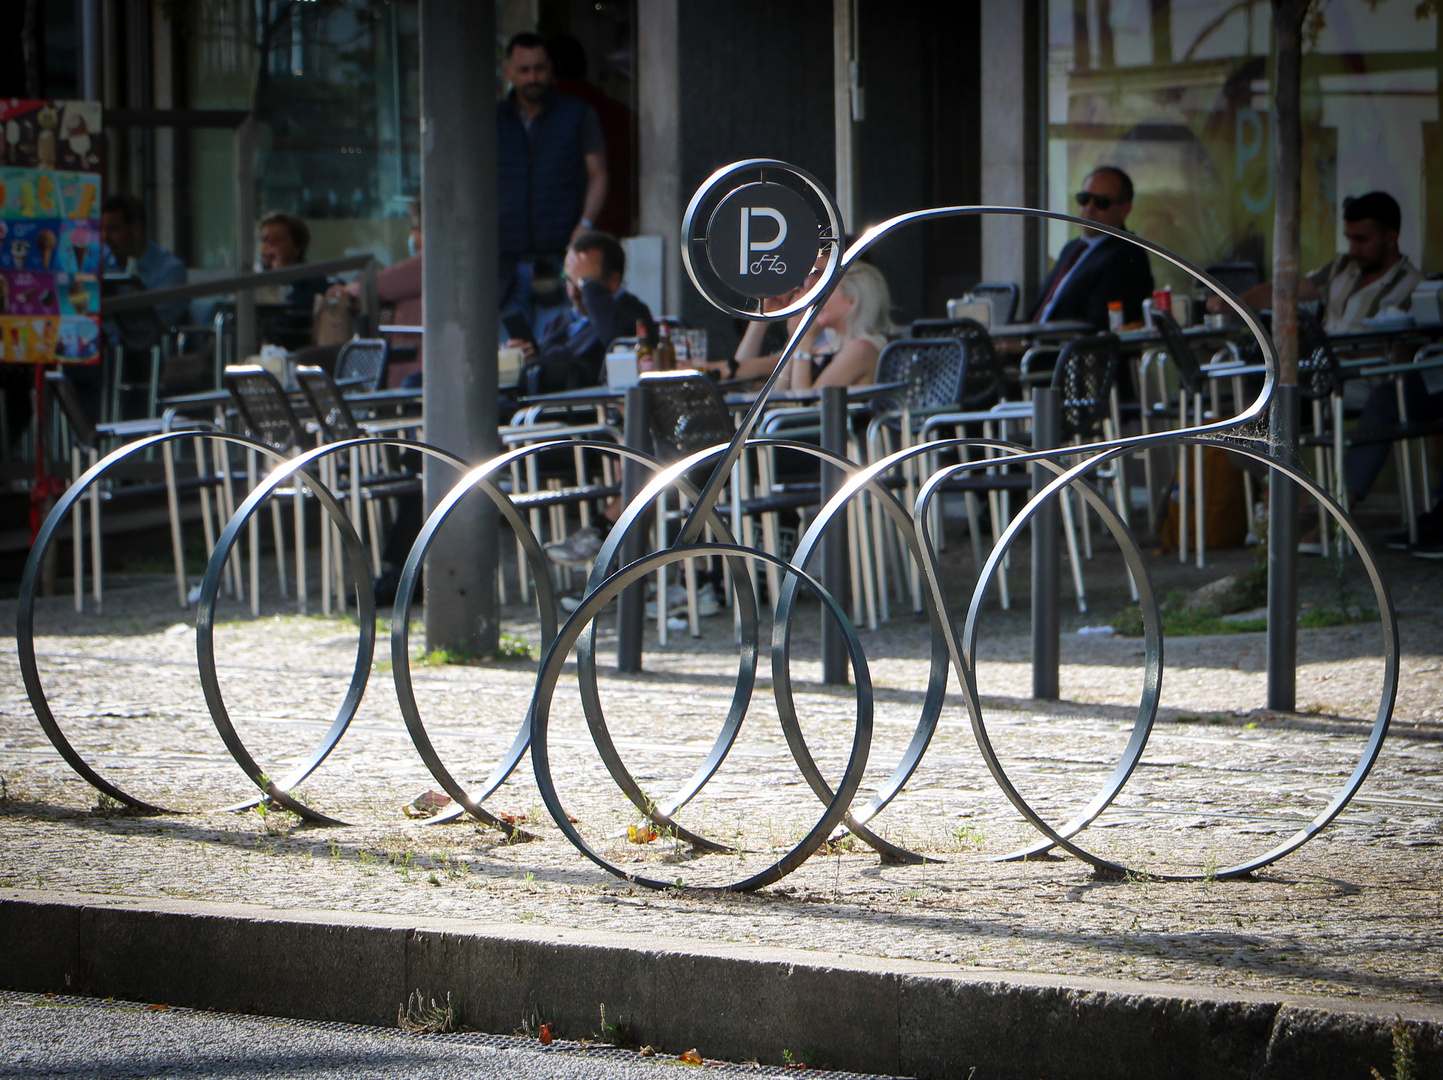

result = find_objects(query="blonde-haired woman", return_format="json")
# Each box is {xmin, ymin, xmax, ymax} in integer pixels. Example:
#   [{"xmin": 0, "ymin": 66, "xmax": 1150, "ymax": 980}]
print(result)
[
  {"xmin": 784, "ymin": 260, "xmax": 891, "ymax": 390},
  {"xmin": 712, "ymin": 260, "xmax": 893, "ymax": 387}
]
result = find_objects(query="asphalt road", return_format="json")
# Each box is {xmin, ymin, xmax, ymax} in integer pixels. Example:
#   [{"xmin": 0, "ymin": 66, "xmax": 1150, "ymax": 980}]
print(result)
[{"xmin": 0, "ymin": 992, "xmax": 886, "ymax": 1080}]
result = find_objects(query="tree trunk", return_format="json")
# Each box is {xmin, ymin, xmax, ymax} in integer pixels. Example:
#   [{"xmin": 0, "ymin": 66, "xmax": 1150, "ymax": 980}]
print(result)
[{"xmin": 1271, "ymin": 0, "xmax": 1311, "ymax": 387}]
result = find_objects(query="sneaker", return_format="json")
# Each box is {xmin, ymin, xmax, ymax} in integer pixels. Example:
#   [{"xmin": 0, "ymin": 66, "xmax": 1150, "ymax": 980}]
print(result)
[
  {"xmin": 544, "ymin": 526, "xmax": 603, "ymax": 568},
  {"xmin": 1412, "ymin": 539, "xmax": 1443, "ymax": 560},
  {"xmin": 644, "ymin": 584, "xmax": 691, "ymax": 616},
  {"xmin": 649, "ymin": 585, "xmax": 722, "ymax": 619}
]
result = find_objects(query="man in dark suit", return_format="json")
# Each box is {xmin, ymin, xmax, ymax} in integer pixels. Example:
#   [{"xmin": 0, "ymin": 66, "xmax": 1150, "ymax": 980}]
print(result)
[{"xmin": 1031, "ymin": 165, "xmax": 1153, "ymax": 329}]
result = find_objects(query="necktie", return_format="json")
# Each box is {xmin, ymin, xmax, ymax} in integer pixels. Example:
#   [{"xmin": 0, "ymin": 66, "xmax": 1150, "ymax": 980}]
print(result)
[{"xmin": 1033, "ymin": 241, "xmax": 1085, "ymax": 320}]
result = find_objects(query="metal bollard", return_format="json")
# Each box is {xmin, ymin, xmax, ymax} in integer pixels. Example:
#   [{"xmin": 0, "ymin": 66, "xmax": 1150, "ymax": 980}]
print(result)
[
  {"xmin": 1031, "ymin": 386, "xmax": 1061, "ymax": 700},
  {"xmin": 820, "ymin": 385, "xmax": 851, "ymax": 685},
  {"xmin": 1267, "ymin": 382, "xmax": 1300, "ymax": 711},
  {"xmin": 617, "ymin": 383, "xmax": 651, "ymax": 673}
]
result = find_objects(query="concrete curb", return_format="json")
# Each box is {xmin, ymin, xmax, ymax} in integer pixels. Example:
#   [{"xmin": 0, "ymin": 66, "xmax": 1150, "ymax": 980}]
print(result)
[{"xmin": 3, "ymin": 888, "xmax": 1440, "ymax": 1079}]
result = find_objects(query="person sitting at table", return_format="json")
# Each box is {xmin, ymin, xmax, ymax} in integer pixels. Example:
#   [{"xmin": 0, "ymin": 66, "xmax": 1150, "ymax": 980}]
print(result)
[
  {"xmin": 257, "ymin": 210, "xmax": 327, "ymax": 351},
  {"xmin": 782, "ymin": 262, "xmax": 892, "ymax": 390},
  {"xmin": 101, "ymin": 193, "xmax": 188, "ymax": 328},
  {"xmin": 1030, "ymin": 165, "xmax": 1153, "ymax": 329},
  {"xmin": 710, "ymin": 259, "xmax": 892, "ymax": 386},
  {"xmin": 325, "ymin": 199, "xmax": 424, "ymax": 387},
  {"xmin": 1214, "ymin": 191, "xmax": 1423, "ymax": 334},
  {"xmin": 507, "ymin": 229, "xmax": 656, "ymax": 395}
]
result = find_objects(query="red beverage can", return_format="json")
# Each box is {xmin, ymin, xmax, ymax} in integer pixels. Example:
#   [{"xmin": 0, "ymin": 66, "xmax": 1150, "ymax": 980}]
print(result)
[{"xmin": 1152, "ymin": 286, "xmax": 1172, "ymax": 315}]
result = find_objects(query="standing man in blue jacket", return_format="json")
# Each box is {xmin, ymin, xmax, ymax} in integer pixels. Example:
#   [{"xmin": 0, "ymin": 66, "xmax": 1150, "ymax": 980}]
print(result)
[{"xmin": 497, "ymin": 32, "xmax": 608, "ymax": 340}]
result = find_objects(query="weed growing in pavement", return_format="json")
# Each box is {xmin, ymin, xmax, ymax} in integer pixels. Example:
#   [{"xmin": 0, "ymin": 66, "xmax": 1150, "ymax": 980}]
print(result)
[
  {"xmin": 418, "ymin": 634, "xmax": 537, "ymax": 667},
  {"xmin": 91, "ymin": 792, "xmax": 130, "ymax": 815},
  {"xmin": 598, "ymin": 1004, "xmax": 635, "ymax": 1047},
  {"xmin": 0, "ymin": 775, "xmax": 9, "ymax": 805},
  {"xmin": 398, "ymin": 990, "xmax": 459, "ymax": 1034},
  {"xmin": 1370, "ymin": 1016, "xmax": 1418, "ymax": 1080},
  {"xmin": 1203, "ymin": 850, "xmax": 1220, "ymax": 886},
  {"xmin": 951, "ymin": 823, "xmax": 986, "ymax": 850}
]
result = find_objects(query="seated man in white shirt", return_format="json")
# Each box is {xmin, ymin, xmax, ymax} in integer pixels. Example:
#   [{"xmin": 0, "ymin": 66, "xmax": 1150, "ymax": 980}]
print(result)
[
  {"xmin": 1215, "ymin": 192, "xmax": 1441, "ymax": 554},
  {"xmin": 1219, "ymin": 191, "xmax": 1422, "ymax": 330}
]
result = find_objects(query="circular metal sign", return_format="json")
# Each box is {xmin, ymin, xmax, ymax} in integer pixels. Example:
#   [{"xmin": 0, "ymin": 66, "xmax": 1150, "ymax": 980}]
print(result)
[{"xmin": 705, "ymin": 182, "xmax": 820, "ymax": 299}]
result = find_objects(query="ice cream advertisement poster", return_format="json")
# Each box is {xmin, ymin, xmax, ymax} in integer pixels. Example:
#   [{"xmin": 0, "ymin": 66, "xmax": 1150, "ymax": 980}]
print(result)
[{"xmin": 0, "ymin": 99, "xmax": 101, "ymax": 362}]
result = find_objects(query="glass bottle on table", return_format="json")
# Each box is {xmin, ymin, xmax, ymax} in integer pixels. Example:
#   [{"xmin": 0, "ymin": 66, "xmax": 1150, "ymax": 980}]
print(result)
[
  {"xmin": 635, "ymin": 318, "xmax": 655, "ymax": 372},
  {"xmin": 655, "ymin": 322, "xmax": 677, "ymax": 372}
]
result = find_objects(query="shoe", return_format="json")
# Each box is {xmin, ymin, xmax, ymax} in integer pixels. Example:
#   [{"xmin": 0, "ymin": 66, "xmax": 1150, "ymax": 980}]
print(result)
[
  {"xmin": 1412, "ymin": 539, "xmax": 1443, "ymax": 559},
  {"xmin": 1385, "ymin": 529, "xmax": 1412, "ymax": 551},
  {"xmin": 544, "ymin": 526, "xmax": 603, "ymax": 568},
  {"xmin": 649, "ymin": 586, "xmax": 721, "ymax": 619},
  {"xmin": 644, "ymin": 584, "xmax": 691, "ymax": 616}
]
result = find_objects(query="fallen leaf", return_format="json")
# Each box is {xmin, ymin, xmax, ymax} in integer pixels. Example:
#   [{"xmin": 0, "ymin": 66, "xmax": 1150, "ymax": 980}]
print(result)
[
  {"xmin": 679, "ymin": 1048, "xmax": 703, "ymax": 1065},
  {"xmin": 638, "ymin": 1045, "xmax": 656, "ymax": 1057},
  {"xmin": 499, "ymin": 812, "xmax": 528, "ymax": 825},
  {"xmin": 146, "ymin": 1004, "xmax": 169, "ymax": 1011},
  {"xmin": 538, "ymin": 1023, "xmax": 554, "ymax": 1045},
  {"xmin": 627, "ymin": 824, "xmax": 658, "ymax": 844}
]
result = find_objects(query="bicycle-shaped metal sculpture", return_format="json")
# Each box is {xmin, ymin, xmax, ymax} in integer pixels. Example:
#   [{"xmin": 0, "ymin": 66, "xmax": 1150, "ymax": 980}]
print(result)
[{"xmin": 17, "ymin": 161, "xmax": 1398, "ymax": 891}]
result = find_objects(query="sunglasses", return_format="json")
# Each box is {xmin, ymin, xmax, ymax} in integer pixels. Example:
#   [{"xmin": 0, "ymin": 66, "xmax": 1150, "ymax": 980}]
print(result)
[{"xmin": 1075, "ymin": 191, "xmax": 1118, "ymax": 211}]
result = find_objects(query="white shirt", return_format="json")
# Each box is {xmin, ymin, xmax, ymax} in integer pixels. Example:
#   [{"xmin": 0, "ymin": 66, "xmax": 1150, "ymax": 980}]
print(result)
[{"xmin": 1308, "ymin": 253, "xmax": 1423, "ymax": 333}]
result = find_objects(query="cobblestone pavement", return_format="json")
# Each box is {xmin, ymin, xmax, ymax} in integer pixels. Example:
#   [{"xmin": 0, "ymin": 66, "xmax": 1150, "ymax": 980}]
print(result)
[{"xmin": 2, "ymin": 537, "xmax": 1441, "ymax": 1009}]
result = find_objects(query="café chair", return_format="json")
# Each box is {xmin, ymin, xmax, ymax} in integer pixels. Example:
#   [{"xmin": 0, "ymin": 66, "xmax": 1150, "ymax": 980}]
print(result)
[
  {"xmin": 44, "ymin": 369, "xmax": 216, "ymax": 614},
  {"xmin": 1145, "ymin": 310, "xmax": 1264, "ymax": 565},
  {"xmin": 223, "ymin": 364, "xmax": 318, "ymax": 616},
  {"xmin": 863, "ymin": 338, "xmax": 969, "ymax": 621},
  {"xmin": 643, "ymin": 370, "xmax": 844, "ymax": 640},
  {"xmin": 294, "ymin": 364, "xmax": 422, "ymax": 614},
  {"xmin": 335, "ymin": 337, "xmax": 389, "ymax": 392}
]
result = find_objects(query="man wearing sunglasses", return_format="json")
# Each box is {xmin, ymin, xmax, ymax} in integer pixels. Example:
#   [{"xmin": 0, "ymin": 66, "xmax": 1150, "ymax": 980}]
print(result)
[{"xmin": 1030, "ymin": 165, "xmax": 1153, "ymax": 329}]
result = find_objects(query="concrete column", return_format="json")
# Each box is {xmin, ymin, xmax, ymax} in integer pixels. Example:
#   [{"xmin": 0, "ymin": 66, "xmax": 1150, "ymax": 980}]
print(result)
[
  {"xmin": 832, "ymin": 0, "xmax": 858, "ymax": 231},
  {"xmin": 637, "ymin": 0, "xmax": 682, "ymax": 315},
  {"xmin": 150, "ymin": 3, "xmax": 176, "ymax": 254},
  {"xmin": 980, "ymin": 0, "xmax": 1041, "ymax": 303},
  {"xmin": 420, "ymin": 0, "xmax": 500, "ymax": 655}
]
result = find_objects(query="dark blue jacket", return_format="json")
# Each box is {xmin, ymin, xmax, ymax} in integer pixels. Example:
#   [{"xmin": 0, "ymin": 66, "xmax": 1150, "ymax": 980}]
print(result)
[
  {"xmin": 497, "ymin": 90, "xmax": 591, "ymax": 256},
  {"xmin": 1032, "ymin": 233, "xmax": 1154, "ymax": 329}
]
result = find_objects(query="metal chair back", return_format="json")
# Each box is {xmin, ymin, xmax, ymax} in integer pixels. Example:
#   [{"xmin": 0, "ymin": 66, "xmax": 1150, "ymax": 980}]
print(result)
[
  {"xmin": 1297, "ymin": 310, "xmax": 1343, "ymax": 401},
  {"xmin": 224, "ymin": 364, "xmax": 305, "ymax": 453},
  {"xmin": 969, "ymin": 282, "xmax": 1019, "ymax": 326},
  {"xmin": 336, "ymin": 338, "xmax": 388, "ymax": 391},
  {"xmin": 1204, "ymin": 262, "xmax": 1263, "ymax": 296},
  {"xmin": 1149, "ymin": 309, "xmax": 1203, "ymax": 395},
  {"xmin": 641, "ymin": 370, "xmax": 735, "ymax": 463},
  {"xmin": 294, "ymin": 365, "xmax": 363, "ymax": 441},
  {"xmin": 44, "ymin": 370, "xmax": 99, "ymax": 452},
  {"xmin": 1051, "ymin": 333, "xmax": 1120, "ymax": 440},
  {"xmin": 874, "ymin": 338, "xmax": 968, "ymax": 414}
]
